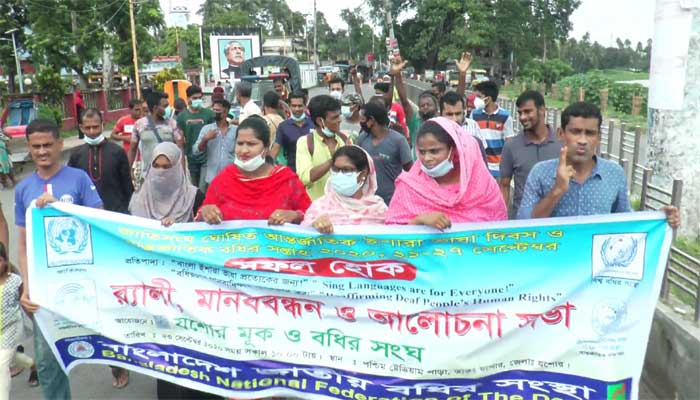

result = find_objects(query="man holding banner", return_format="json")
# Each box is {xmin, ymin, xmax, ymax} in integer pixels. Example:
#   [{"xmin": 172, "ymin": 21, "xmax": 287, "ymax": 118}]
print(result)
[
  {"xmin": 16, "ymin": 119, "xmax": 103, "ymax": 400},
  {"xmin": 518, "ymin": 102, "xmax": 680, "ymax": 228}
]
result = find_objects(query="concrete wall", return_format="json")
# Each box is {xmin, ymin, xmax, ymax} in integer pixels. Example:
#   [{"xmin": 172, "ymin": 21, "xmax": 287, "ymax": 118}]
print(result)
[{"xmin": 643, "ymin": 302, "xmax": 700, "ymax": 400}]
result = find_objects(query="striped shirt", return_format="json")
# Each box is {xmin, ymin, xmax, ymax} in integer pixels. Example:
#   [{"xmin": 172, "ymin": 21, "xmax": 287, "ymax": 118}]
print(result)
[{"xmin": 471, "ymin": 106, "xmax": 515, "ymax": 177}]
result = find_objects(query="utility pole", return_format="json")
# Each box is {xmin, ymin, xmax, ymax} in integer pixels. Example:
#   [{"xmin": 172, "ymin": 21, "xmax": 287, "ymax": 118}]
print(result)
[
  {"xmin": 384, "ymin": 0, "xmax": 395, "ymax": 40},
  {"xmin": 199, "ymin": 26, "xmax": 205, "ymax": 86},
  {"xmin": 128, "ymin": 0, "xmax": 141, "ymax": 99},
  {"xmin": 313, "ymin": 0, "xmax": 318, "ymax": 68}
]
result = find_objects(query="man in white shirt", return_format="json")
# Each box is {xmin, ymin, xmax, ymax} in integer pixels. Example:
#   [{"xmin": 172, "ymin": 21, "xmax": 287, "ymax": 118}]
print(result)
[{"xmin": 233, "ymin": 80, "xmax": 262, "ymax": 124}]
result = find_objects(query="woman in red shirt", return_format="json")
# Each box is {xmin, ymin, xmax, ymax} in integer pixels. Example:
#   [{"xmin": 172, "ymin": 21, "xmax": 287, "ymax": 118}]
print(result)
[{"xmin": 198, "ymin": 116, "xmax": 311, "ymax": 224}]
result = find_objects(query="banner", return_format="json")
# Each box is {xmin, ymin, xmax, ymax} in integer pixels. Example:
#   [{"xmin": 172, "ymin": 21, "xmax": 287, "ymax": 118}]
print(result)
[
  {"xmin": 210, "ymin": 34, "xmax": 261, "ymax": 82},
  {"xmin": 28, "ymin": 204, "xmax": 671, "ymax": 400}
]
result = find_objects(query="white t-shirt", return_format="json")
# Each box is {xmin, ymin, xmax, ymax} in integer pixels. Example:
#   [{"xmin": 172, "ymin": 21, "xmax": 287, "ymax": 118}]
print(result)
[{"xmin": 239, "ymin": 100, "xmax": 262, "ymax": 122}]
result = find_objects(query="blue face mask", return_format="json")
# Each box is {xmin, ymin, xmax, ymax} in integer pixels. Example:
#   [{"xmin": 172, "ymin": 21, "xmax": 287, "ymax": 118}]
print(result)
[
  {"xmin": 290, "ymin": 113, "xmax": 306, "ymax": 122},
  {"xmin": 421, "ymin": 149, "xmax": 454, "ymax": 178},
  {"xmin": 163, "ymin": 106, "xmax": 174, "ymax": 120},
  {"xmin": 322, "ymin": 127, "xmax": 336, "ymax": 138},
  {"xmin": 191, "ymin": 99, "xmax": 204, "ymax": 109},
  {"xmin": 330, "ymin": 171, "xmax": 363, "ymax": 197}
]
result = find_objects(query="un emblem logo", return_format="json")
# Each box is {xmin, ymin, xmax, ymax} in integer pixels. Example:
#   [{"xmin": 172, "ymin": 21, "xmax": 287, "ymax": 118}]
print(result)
[
  {"xmin": 44, "ymin": 217, "xmax": 94, "ymax": 267},
  {"xmin": 47, "ymin": 217, "xmax": 88, "ymax": 254},
  {"xmin": 601, "ymin": 236, "xmax": 638, "ymax": 269},
  {"xmin": 592, "ymin": 233, "xmax": 646, "ymax": 281}
]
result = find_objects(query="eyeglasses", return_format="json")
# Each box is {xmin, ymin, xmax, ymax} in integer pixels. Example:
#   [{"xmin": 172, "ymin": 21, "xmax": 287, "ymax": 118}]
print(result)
[{"xmin": 330, "ymin": 166, "xmax": 358, "ymax": 174}]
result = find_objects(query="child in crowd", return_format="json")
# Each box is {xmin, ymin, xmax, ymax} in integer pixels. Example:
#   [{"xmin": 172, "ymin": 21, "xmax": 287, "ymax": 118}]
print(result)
[{"xmin": 0, "ymin": 243, "xmax": 35, "ymax": 399}]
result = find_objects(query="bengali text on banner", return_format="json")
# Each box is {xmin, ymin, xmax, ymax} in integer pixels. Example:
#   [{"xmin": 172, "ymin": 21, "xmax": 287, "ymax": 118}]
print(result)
[{"xmin": 27, "ymin": 203, "xmax": 672, "ymax": 400}]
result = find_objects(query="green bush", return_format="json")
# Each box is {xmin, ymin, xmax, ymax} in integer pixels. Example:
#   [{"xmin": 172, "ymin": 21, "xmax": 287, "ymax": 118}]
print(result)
[
  {"xmin": 151, "ymin": 67, "xmax": 186, "ymax": 92},
  {"xmin": 35, "ymin": 66, "xmax": 68, "ymax": 106},
  {"xmin": 609, "ymin": 82, "xmax": 648, "ymax": 114},
  {"xmin": 556, "ymin": 70, "xmax": 613, "ymax": 106},
  {"xmin": 37, "ymin": 103, "xmax": 63, "ymax": 129},
  {"xmin": 519, "ymin": 59, "xmax": 574, "ymax": 86}
]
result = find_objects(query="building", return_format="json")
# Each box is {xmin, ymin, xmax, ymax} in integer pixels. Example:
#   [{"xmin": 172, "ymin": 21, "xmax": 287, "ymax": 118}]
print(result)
[{"xmin": 262, "ymin": 36, "xmax": 308, "ymax": 59}]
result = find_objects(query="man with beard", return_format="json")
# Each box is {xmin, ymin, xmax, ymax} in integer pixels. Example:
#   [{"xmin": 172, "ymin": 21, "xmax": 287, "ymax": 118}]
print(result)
[{"xmin": 499, "ymin": 91, "xmax": 561, "ymax": 216}]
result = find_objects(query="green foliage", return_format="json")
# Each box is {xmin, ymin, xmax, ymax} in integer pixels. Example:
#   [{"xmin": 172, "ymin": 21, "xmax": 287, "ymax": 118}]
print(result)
[
  {"xmin": 151, "ymin": 68, "xmax": 185, "ymax": 92},
  {"xmin": 156, "ymin": 26, "xmax": 203, "ymax": 69},
  {"xmin": 609, "ymin": 83, "xmax": 648, "ymax": 114},
  {"xmin": 675, "ymin": 236, "xmax": 700, "ymax": 258},
  {"xmin": 0, "ymin": 1, "xmax": 29, "ymax": 93},
  {"xmin": 35, "ymin": 66, "xmax": 68, "ymax": 106},
  {"xmin": 557, "ymin": 71, "xmax": 612, "ymax": 105},
  {"xmin": 519, "ymin": 59, "xmax": 574, "ymax": 85},
  {"xmin": 37, "ymin": 103, "xmax": 63, "ymax": 129},
  {"xmin": 25, "ymin": 0, "xmax": 164, "ymax": 84},
  {"xmin": 559, "ymin": 36, "xmax": 652, "ymax": 73}
]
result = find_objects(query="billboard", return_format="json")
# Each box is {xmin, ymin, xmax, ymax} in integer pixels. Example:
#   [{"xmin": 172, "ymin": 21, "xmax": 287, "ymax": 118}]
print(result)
[{"xmin": 210, "ymin": 34, "xmax": 261, "ymax": 82}]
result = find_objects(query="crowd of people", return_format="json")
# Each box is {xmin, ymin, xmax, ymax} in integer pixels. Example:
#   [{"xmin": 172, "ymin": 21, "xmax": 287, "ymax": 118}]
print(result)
[{"xmin": 0, "ymin": 53, "xmax": 681, "ymax": 400}]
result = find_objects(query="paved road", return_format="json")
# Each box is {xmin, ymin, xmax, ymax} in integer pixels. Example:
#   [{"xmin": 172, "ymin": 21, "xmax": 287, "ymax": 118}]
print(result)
[{"xmin": 8, "ymin": 82, "xmax": 659, "ymax": 399}]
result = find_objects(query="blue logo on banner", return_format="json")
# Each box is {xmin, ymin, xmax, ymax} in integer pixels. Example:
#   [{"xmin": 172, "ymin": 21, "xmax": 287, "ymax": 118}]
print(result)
[
  {"xmin": 601, "ymin": 236, "xmax": 638, "ymax": 268},
  {"xmin": 47, "ymin": 217, "xmax": 89, "ymax": 255}
]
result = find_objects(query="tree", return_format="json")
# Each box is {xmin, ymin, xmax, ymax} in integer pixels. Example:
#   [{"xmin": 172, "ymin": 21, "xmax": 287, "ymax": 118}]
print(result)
[
  {"xmin": 340, "ymin": 8, "xmax": 378, "ymax": 62},
  {"xmin": 25, "ymin": 0, "xmax": 164, "ymax": 86},
  {"xmin": 156, "ymin": 26, "xmax": 203, "ymax": 69},
  {"xmin": 0, "ymin": 1, "xmax": 29, "ymax": 93}
]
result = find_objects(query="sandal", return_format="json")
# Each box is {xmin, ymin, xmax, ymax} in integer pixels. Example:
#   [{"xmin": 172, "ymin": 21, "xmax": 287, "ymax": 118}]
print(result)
[
  {"xmin": 10, "ymin": 367, "xmax": 24, "ymax": 377},
  {"xmin": 28, "ymin": 367, "xmax": 39, "ymax": 387}
]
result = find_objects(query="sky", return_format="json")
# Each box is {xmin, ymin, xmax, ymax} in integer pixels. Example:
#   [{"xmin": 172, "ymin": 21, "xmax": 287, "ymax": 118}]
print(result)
[{"xmin": 162, "ymin": 0, "xmax": 656, "ymax": 46}]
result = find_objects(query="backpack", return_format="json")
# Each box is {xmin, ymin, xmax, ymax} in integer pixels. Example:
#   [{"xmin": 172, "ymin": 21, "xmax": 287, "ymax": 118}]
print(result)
[{"xmin": 305, "ymin": 130, "xmax": 351, "ymax": 157}]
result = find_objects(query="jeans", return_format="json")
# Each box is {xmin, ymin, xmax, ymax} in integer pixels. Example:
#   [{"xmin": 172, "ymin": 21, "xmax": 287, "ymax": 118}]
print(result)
[
  {"xmin": 34, "ymin": 318, "xmax": 71, "ymax": 400},
  {"xmin": 188, "ymin": 161, "xmax": 206, "ymax": 192}
]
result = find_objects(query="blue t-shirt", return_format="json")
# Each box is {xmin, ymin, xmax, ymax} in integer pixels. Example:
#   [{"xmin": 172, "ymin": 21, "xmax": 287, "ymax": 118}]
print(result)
[{"xmin": 15, "ymin": 166, "xmax": 103, "ymax": 227}]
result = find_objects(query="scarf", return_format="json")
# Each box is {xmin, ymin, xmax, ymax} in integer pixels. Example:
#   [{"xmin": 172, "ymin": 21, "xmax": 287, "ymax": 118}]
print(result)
[
  {"xmin": 386, "ymin": 117, "xmax": 507, "ymax": 224},
  {"xmin": 302, "ymin": 146, "xmax": 387, "ymax": 226},
  {"xmin": 129, "ymin": 142, "xmax": 198, "ymax": 223}
]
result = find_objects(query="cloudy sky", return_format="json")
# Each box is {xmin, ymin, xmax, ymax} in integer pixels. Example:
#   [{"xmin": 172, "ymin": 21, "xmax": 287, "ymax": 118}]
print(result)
[{"xmin": 162, "ymin": 0, "xmax": 656, "ymax": 46}]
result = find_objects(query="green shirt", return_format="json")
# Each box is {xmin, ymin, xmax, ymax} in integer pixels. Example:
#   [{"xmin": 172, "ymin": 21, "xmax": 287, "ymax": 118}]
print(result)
[
  {"xmin": 176, "ymin": 107, "xmax": 215, "ymax": 164},
  {"xmin": 407, "ymin": 113, "xmax": 422, "ymax": 159}
]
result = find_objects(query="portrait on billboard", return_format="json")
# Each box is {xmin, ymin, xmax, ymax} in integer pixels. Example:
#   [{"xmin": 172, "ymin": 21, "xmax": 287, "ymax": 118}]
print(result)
[{"xmin": 210, "ymin": 35, "xmax": 261, "ymax": 81}]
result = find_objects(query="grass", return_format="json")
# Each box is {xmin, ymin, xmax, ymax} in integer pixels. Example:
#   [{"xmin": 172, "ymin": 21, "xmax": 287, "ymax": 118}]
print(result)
[
  {"xmin": 499, "ymin": 83, "xmax": 648, "ymax": 128},
  {"xmin": 599, "ymin": 69, "xmax": 649, "ymax": 82}
]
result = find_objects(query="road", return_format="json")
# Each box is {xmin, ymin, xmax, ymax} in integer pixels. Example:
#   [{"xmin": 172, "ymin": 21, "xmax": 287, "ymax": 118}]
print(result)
[{"xmin": 8, "ymin": 82, "xmax": 659, "ymax": 399}]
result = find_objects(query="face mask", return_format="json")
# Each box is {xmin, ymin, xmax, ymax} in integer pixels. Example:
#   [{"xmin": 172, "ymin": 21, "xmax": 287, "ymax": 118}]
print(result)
[
  {"xmin": 163, "ymin": 106, "xmax": 174, "ymax": 120},
  {"xmin": 359, "ymin": 121, "xmax": 371, "ymax": 133},
  {"xmin": 330, "ymin": 90, "xmax": 343, "ymax": 100},
  {"xmin": 341, "ymin": 106, "xmax": 353, "ymax": 119},
  {"xmin": 330, "ymin": 171, "xmax": 363, "ymax": 197},
  {"xmin": 214, "ymin": 112, "xmax": 223, "ymax": 122},
  {"xmin": 234, "ymin": 152, "xmax": 266, "ymax": 172},
  {"xmin": 191, "ymin": 99, "xmax": 204, "ymax": 109},
  {"xmin": 83, "ymin": 134, "xmax": 105, "ymax": 146},
  {"xmin": 290, "ymin": 112, "xmax": 306, "ymax": 122},
  {"xmin": 320, "ymin": 121, "xmax": 336, "ymax": 138},
  {"xmin": 473, "ymin": 97, "xmax": 486, "ymax": 110},
  {"xmin": 421, "ymin": 150, "xmax": 454, "ymax": 178},
  {"xmin": 419, "ymin": 111, "xmax": 436, "ymax": 121}
]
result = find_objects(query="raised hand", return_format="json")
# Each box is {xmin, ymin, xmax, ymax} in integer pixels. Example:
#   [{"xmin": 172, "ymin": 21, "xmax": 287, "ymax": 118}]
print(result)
[
  {"xmin": 554, "ymin": 146, "xmax": 575, "ymax": 195},
  {"xmin": 456, "ymin": 52, "xmax": 473, "ymax": 74},
  {"xmin": 390, "ymin": 56, "xmax": 408, "ymax": 76}
]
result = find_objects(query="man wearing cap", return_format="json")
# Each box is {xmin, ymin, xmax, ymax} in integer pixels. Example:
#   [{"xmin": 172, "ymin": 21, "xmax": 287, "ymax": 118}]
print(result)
[{"xmin": 340, "ymin": 93, "xmax": 363, "ymax": 138}]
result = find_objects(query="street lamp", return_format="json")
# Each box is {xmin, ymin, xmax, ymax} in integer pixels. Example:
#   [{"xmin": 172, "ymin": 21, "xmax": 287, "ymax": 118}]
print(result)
[{"xmin": 5, "ymin": 28, "xmax": 24, "ymax": 93}]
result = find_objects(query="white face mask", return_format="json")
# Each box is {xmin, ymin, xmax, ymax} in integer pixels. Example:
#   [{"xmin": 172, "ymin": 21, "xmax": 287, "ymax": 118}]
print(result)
[
  {"xmin": 330, "ymin": 171, "xmax": 363, "ymax": 197},
  {"xmin": 473, "ymin": 97, "xmax": 486, "ymax": 110},
  {"xmin": 234, "ymin": 152, "xmax": 266, "ymax": 172},
  {"xmin": 421, "ymin": 149, "xmax": 454, "ymax": 178},
  {"xmin": 84, "ymin": 134, "xmax": 105, "ymax": 146},
  {"xmin": 341, "ymin": 106, "xmax": 353, "ymax": 119},
  {"xmin": 330, "ymin": 90, "xmax": 343, "ymax": 100}
]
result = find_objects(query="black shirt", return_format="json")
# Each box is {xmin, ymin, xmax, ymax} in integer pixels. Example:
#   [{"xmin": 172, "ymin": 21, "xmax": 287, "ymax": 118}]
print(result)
[{"xmin": 68, "ymin": 141, "xmax": 134, "ymax": 213}]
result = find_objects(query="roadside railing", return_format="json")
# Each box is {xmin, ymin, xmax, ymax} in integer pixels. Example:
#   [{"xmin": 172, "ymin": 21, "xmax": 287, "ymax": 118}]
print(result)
[{"xmin": 405, "ymin": 78, "xmax": 697, "ymax": 324}]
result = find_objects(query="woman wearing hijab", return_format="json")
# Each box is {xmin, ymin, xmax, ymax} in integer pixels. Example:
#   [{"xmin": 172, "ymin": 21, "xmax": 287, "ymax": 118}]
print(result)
[
  {"xmin": 302, "ymin": 145, "xmax": 387, "ymax": 233},
  {"xmin": 198, "ymin": 116, "xmax": 311, "ymax": 225},
  {"xmin": 128, "ymin": 142, "xmax": 204, "ymax": 226},
  {"xmin": 128, "ymin": 142, "xmax": 216, "ymax": 399},
  {"xmin": 386, "ymin": 117, "xmax": 507, "ymax": 229}
]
